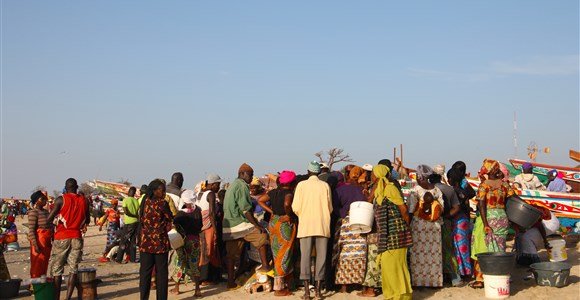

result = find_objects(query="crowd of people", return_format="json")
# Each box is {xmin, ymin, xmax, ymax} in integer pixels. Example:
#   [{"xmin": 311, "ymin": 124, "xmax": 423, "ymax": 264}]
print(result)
[{"xmin": 0, "ymin": 157, "xmax": 567, "ymax": 300}]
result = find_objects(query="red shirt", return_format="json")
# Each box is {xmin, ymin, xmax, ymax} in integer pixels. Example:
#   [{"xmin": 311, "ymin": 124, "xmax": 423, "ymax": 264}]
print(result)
[{"xmin": 54, "ymin": 193, "xmax": 88, "ymax": 240}]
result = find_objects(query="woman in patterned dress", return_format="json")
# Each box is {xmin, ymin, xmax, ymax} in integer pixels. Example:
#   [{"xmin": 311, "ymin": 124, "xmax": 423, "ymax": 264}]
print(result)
[
  {"xmin": 258, "ymin": 170, "xmax": 297, "ymax": 296},
  {"xmin": 139, "ymin": 179, "xmax": 174, "ymax": 300},
  {"xmin": 408, "ymin": 165, "xmax": 445, "ymax": 287},
  {"xmin": 99, "ymin": 199, "xmax": 121, "ymax": 263},
  {"xmin": 333, "ymin": 166, "xmax": 368, "ymax": 293},
  {"xmin": 470, "ymin": 159, "xmax": 515, "ymax": 289}
]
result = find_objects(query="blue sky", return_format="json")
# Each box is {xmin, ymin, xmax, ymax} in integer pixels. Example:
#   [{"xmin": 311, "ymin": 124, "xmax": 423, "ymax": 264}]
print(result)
[{"xmin": 1, "ymin": 1, "xmax": 578, "ymax": 198}]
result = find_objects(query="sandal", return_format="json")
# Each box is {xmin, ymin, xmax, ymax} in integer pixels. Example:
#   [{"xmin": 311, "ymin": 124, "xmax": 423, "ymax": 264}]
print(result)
[{"xmin": 469, "ymin": 281, "xmax": 484, "ymax": 289}]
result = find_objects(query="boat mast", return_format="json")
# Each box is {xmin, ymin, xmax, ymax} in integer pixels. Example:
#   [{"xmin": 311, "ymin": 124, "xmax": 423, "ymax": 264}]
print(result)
[{"xmin": 513, "ymin": 111, "xmax": 518, "ymax": 159}]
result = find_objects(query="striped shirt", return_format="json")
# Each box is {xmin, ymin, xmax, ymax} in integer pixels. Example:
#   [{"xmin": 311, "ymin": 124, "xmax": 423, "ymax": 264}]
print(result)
[{"xmin": 27, "ymin": 208, "xmax": 50, "ymax": 246}]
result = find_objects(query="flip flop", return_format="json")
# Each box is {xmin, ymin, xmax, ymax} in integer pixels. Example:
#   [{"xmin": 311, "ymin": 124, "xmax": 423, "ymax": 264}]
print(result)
[{"xmin": 468, "ymin": 281, "xmax": 484, "ymax": 289}]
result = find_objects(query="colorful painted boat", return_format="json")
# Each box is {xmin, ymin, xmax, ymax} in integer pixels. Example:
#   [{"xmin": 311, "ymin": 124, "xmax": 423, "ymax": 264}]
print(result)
[
  {"xmin": 509, "ymin": 159, "xmax": 580, "ymax": 183},
  {"xmin": 570, "ymin": 149, "xmax": 580, "ymax": 163}
]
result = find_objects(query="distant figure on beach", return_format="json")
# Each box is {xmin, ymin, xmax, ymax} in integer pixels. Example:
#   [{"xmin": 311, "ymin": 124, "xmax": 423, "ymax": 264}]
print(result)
[
  {"xmin": 116, "ymin": 186, "xmax": 140, "ymax": 263},
  {"xmin": 47, "ymin": 178, "xmax": 90, "ymax": 300},
  {"xmin": 514, "ymin": 162, "xmax": 545, "ymax": 190},
  {"xmin": 28, "ymin": 190, "xmax": 53, "ymax": 278},
  {"xmin": 99, "ymin": 199, "xmax": 121, "ymax": 262}
]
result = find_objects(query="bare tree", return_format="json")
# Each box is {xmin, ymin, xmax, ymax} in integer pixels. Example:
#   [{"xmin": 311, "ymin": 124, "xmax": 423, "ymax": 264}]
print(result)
[
  {"xmin": 314, "ymin": 148, "xmax": 354, "ymax": 171},
  {"xmin": 31, "ymin": 185, "xmax": 47, "ymax": 194},
  {"xmin": 117, "ymin": 178, "xmax": 132, "ymax": 186}
]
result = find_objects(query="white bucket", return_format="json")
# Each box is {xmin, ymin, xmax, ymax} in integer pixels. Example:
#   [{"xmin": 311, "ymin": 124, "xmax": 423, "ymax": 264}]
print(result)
[
  {"xmin": 483, "ymin": 274, "xmax": 510, "ymax": 299},
  {"xmin": 548, "ymin": 239, "xmax": 567, "ymax": 262},
  {"xmin": 349, "ymin": 201, "xmax": 374, "ymax": 233},
  {"xmin": 167, "ymin": 229, "xmax": 184, "ymax": 250}
]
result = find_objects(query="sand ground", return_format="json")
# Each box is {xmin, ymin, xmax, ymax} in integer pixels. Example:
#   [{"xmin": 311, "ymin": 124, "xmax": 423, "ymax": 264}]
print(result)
[{"xmin": 4, "ymin": 218, "xmax": 579, "ymax": 300}]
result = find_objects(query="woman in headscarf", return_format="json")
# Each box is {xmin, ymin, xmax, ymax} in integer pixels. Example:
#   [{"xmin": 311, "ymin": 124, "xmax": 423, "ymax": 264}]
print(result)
[
  {"xmin": 197, "ymin": 175, "xmax": 223, "ymax": 285},
  {"xmin": 170, "ymin": 189, "xmax": 203, "ymax": 296},
  {"xmin": 446, "ymin": 168, "xmax": 474, "ymax": 280},
  {"xmin": 408, "ymin": 165, "xmax": 444, "ymax": 287},
  {"xmin": 333, "ymin": 166, "xmax": 368, "ymax": 293},
  {"xmin": 99, "ymin": 198, "xmax": 121, "ymax": 263},
  {"xmin": 139, "ymin": 179, "xmax": 174, "ymax": 300},
  {"xmin": 28, "ymin": 191, "xmax": 52, "ymax": 278},
  {"xmin": 258, "ymin": 170, "xmax": 298, "ymax": 296},
  {"xmin": 470, "ymin": 159, "xmax": 515, "ymax": 289},
  {"xmin": 371, "ymin": 165, "xmax": 413, "ymax": 299}
]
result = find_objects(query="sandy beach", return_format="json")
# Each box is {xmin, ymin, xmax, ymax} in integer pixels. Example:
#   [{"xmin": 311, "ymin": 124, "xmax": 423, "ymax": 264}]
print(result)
[{"xmin": 4, "ymin": 218, "xmax": 579, "ymax": 300}]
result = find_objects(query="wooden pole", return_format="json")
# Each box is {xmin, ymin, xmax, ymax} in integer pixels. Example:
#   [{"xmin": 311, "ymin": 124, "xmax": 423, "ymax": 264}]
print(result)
[
  {"xmin": 393, "ymin": 147, "xmax": 397, "ymax": 162},
  {"xmin": 400, "ymin": 144, "xmax": 404, "ymax": 164}
]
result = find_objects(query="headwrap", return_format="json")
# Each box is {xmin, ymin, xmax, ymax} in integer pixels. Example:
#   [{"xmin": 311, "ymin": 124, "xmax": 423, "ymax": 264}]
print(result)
[
  {"xmin": 522, "ymin": 162, "xmax": 533, "ymax": 173},
  {"xmin": 278, "ymin": 170, "xmax": 296, "ymax": 185},
  {"xmin": 30, "ymin": 191, "xmax": 44, "ymax": 206},
  {"xmin": 479, "ymin": 159, "xmax": 501, "ymax": 181},
  {"xmin": 250, "ymin": 176, "xmax": 262, "ymax": 186},
  {"xmin": 416, "ymin": 164, "xmax": 434, "ymax": 181},
  {"xmin": 372, "ymin": 165, "xmax": 403, "ymax": 206},
  {"xmin": 362, "ymin": 164, "xmax": 373, "ymax": 172},
  {"xmin": 433, "ymin": 164, "xmax": 446, "ymax": 176},
  {"xmin": 110, "ymin": 199, "xmax": 119, "ymax": 206},
  {"xmin": 308, "ymin": 161, "xmax": 321, "ymax": 173},
  {"xmin": 238, "ymin": 163, "xmax": 254, "ymax": 174},
  {"xmin": 548, "ymin": 169, "xmax": 558, "ymax": 178},
  {"xmin": 500, "ymin": 163, "xmax": 510, "ymax": 182},
  {"xmin": 180, "ymin": 189, "xmax": 196, "ymax": 210},
  {"xmin": 349, "ymin": 166, "xmax": 365, "ymax": 181}
]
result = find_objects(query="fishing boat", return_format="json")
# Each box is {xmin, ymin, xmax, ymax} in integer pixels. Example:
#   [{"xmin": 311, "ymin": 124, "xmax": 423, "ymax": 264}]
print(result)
[
  {"xmin": 570, "ymin": 149, "xmax": 580, "ymax": 163},
  {"xmin": 509, "ymin": 158, "xmax": 580, "ymax": 183}
]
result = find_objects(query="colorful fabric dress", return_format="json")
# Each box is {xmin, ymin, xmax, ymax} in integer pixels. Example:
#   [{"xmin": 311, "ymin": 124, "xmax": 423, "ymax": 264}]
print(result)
[
  {"xmin": 104, "ymin": 208, "xmax": 120, "ymax": 253},
  {"xmin": 335, "ymin": 216, "xmax": 367, "ymax": 284},
  {"xmin": 471, "ymin": 181, "xmax": 514, "ymax": 281},
  {"xmin": 408, "ymin": 186, "xmax": 444, "ymax": 287},
  {"xmin": 170, "ymin": 229, "xmax": 201, "ymax": 283},
  {"xmin": 268, "ymin": 214, "xmax": 297, "ymax": 290},
  {"xmin": 452, "ymin": 183, "xmax": 475, "ymax": 276}
]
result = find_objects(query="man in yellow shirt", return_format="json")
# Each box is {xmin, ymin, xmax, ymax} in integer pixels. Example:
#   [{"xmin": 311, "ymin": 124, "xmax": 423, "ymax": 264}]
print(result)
[{"xmin": 292, "ymin": 161, "xmax": 333, "ymax": 299}]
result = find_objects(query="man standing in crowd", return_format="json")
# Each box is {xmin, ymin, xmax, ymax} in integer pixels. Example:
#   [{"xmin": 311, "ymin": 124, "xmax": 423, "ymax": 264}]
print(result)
[
  {"xmin": 292, "ymin": 161, "xmax": 333, "ymax": 299},
  {"xmin": 116, "ymin": 186, "xmax": 139, "ymax": 263},
  {"xmin": 222, "ymin": 163, "xmax": 270, "ymax": 289},
  {"xmin": 166, "ymin": 172, "xmax": 184, "ymax": 215},
  {"xmin": 47, "ymin": 178, "xmax": 90, "ymax": 300}
]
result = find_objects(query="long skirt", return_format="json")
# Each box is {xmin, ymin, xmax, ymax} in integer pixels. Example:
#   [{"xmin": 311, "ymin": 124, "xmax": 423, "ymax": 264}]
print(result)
[
  {"xmin": 105, "ymin": 221, "xmax": 120, "ymax": 252},
  {"xmin": 268, "ymin": 215, "xmax": 296, "ymax": 291},
  {"xmin": 362, "ymin": 237, "xmax": 381, "ymax": 288},
  {"xmin": 471, "ymin": 208, "xmax": 509, "ymax": 281},
  {"xmin": 30, "ymin": 228, "xmax": 53, "ymax": 278},
  {"xmin": 170, "ymin": 234, "xmax": 201, "ymax": 284},
  {"xmin": 442, "ymin": 219, "xmax": 459, "ymax": 278},
  {"xmin": 452, "ymin": 213, "xmax": 473, "ymax": 276},
  {"xmin": 335, "ymin": 216, "xmax": 367, "ymax": 285},
  {"xmin": 380, "ymin": 248, "xmax": 412, "ymax": 300},
  {"xmin": 410, "ymin": 218, "xmax": 443, "ymax": 287}
]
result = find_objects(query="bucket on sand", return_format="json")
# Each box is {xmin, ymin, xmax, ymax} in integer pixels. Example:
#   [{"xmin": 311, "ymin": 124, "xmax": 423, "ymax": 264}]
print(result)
[
  {"xmin": 349, "ymin": 201, "xmax": 374, "ymax": 233},
  {"xmin": 547, "ymin": 239, "xmax": 567, "ymax": 262},
  {"xmin": 483, "ymin": 274, "xmax": 510, "ymax": 299},
  {"xmin": 32, "ymin": 282, "xmax": 55, "ymax": 300}
]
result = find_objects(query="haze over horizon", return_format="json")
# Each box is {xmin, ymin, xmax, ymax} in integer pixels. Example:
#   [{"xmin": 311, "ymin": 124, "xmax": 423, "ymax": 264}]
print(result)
[{"xmin": 1, "ymin": 1, "xmax": 579, "ymax": 198}]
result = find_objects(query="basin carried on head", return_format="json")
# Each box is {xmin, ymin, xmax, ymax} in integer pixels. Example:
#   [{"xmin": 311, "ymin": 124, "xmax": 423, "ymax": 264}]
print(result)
[{"xmin": 505, "ymin": 196, "xmax": 542, "ymax": 229}]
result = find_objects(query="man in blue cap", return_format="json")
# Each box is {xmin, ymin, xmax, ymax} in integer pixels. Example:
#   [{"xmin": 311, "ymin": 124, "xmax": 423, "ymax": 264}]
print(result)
[{"xmin": 292, "ymin": 161, "xmax": 333, "ymax": 299}]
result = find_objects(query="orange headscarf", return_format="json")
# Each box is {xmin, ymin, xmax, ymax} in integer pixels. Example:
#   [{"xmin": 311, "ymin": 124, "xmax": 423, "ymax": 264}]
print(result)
[
  {"xmin": 479, "ymin": 159, "xmax": 501, "ymax": 181},
  {"xmin": 349, "ymin": 166, "xmax": 365, "ymax": 182}
]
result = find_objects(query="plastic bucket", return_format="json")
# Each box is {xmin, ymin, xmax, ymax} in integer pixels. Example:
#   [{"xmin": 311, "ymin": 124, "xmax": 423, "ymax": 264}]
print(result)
[
  {"xmin": 33, "ymin": 282, "xmax": 55, "ymax": 300},
  {"xmin": 483, "ymin": 274, "xmax": 510, "ymax": 299},
  {"xmin": 349, "ymin": 201, "xmax": 374, "ymax": 233},
  {"xmin": 547, "ymin": 239, "xmax": 567, "ymax": 262},
  {"xmin": 476, "ymin": 252, "xmax": 515, "ymax": 275},
  {"xmin": 168, "ymin": 229, "xmax": 184, "ymax": 250}
]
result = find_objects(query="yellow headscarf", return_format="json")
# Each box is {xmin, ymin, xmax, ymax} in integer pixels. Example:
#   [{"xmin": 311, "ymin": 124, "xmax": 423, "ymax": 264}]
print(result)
[{"xmin": 372, "ymin": 165, "xmax": 404, "ymax": 206}]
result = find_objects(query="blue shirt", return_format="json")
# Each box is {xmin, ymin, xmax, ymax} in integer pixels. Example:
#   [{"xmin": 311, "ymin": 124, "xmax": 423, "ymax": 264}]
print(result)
[{"xmin": 547, "ymin": 177, "xmax": 567, "ymax": 193}]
